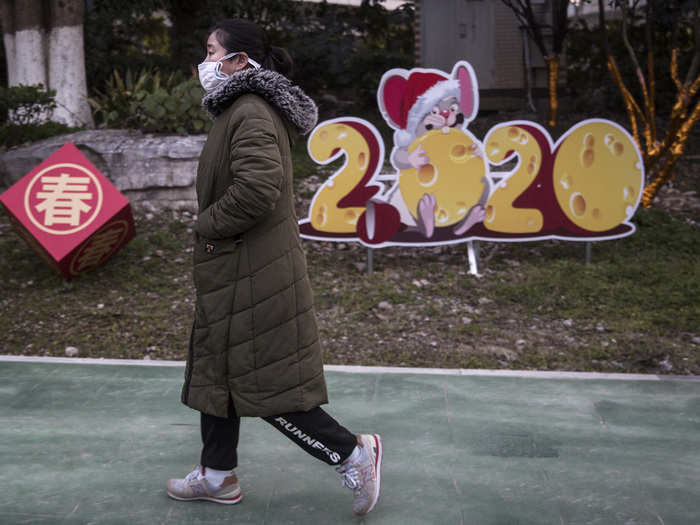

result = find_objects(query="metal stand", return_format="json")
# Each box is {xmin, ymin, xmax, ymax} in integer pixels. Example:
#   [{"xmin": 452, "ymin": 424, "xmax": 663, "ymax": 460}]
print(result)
[
  {"xmin": 367, "ymin": 248, "xmax": 374, "ymax": 275},
  {"xmin": 468, "ymin": 240, "xmax": 481, "ymax": 276},
  {"xmin": 585, "ymin": 242, "xmax": 592, "ymax": 265}
]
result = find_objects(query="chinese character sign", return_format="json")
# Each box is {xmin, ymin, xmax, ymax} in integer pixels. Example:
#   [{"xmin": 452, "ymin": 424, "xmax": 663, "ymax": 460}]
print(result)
[
  {"xmin": 0, "ymin": 142, "xmax": 135, "ymax": 280},
  {"xmin": 26, "ymin": 164, "xmax": 103, "ymax": 234},
  {"xmin": 299, "ymin": 61, "xmax": 644, "ymax": 247}
]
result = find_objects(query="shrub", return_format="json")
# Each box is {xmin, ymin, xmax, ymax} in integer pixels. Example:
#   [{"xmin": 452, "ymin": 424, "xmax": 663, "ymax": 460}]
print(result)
[
  {"xmin": 88, "ymin": 69, "xmax": 211, "ymax": 135},
  {"xmin": 0, "ymin": 84, "xmax": 56, "ymax": 126},
  {"xmin": 0, "ymin": 122, "xmax": 78, "ymax": 148},
  {"xmin": 84, "ymin": 1, "xmax": 416, "ymax": 114},
  {"xmin": 0, "ymin": 84, "xmax": 77, "ymax": 147}
]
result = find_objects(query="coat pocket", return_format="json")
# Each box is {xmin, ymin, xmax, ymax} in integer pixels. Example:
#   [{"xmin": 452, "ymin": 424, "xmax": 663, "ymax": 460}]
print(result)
[{"xmin": 192, "ymin": 233, "xmax": 242, "ymax": 295}]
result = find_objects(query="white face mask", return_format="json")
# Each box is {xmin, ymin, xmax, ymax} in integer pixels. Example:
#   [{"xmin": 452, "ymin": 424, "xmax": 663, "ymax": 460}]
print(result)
[{"xmin": 198, "ymin": 52, "xmax": 262, "ymax": 92}]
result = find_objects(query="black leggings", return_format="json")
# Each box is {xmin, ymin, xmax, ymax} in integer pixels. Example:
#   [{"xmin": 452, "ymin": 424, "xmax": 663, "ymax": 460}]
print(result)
[{"xmin": 200, "ymin": 399, "xmax": 358, "ymax": 470}]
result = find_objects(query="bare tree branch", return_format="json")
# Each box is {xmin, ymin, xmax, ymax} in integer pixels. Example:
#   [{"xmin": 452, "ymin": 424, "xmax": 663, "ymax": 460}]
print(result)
[
  {"xmin": 671, "ymin": 0, "xmax": 681, "ymax": 50},
  {"xmin": 671, "ymin": 48, "xmax": 684, "ymax": 91},
  {"xmin": 601, "ymin": 0, "xmax": 700, "ymax": 206},
  {"xmin": 619, "ymin": 0, "xmax": 644, "ymax": 87},
  {"xmin": 645, "ymin": 0, "xmax": 657, "ymax": 145},
  {"xmin": 501, "ymin": 0, "xmax": 549, "ymax": 59},
  {"xmin": 502, "ymin": 0, "xmax": 569, "ymax": 126}
]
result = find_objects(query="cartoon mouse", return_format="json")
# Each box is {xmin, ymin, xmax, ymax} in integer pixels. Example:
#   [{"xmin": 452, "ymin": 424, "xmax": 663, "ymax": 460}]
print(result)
[
  {"xmin": 393, "ymin": 97, "xmax": 466, "ymax": 171},
  {"xmin": 371, "ymin": 61, "xmax": 489, "ymax": 241}
]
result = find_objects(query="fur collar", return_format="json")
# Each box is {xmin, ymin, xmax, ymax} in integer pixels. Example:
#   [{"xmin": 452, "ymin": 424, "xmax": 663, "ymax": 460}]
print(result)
[{"xmin": 202, "ymin": 68, "xmax": 318, "ymax": 134}]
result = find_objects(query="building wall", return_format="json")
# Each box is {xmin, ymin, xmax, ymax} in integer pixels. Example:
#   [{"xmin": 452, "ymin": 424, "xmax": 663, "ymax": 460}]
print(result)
[
  {"xmin": 416, "ymin": 0, "xmax": 552, "ymax": 110},
  {"xmin": 493, "ymin": 0, "xmax": 525, "ymax": 90}
]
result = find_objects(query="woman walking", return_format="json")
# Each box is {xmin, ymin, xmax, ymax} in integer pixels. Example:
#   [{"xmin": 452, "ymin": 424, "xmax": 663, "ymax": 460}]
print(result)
[{"xmin": 165, "ymin": 19, "xmax": 382, "ymax": 517}]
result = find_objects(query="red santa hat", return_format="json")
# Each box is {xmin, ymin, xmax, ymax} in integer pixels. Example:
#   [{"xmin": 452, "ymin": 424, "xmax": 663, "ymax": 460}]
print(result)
[
  {"xmin": 386, "ymin": 72, "xmax": 459, "ymax": 148},
  {"xmin": 379, "ymin": 62, "xmax": 478, "ymax": 149}
]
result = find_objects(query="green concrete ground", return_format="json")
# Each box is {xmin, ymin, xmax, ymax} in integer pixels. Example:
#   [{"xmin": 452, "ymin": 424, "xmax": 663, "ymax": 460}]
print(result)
[{"xmin": 1, "ymin": 358, "xmax": 699, "ymax": 525}]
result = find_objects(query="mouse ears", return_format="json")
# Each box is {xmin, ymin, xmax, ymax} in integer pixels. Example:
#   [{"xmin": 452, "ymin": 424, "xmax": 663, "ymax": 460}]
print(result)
[
  {"xmin": 455, "ymin": 62, "xmax": 478, "ymax": 122},
  {"xmin": 378, "ymin": 61, "xmax": 479, "ymax": 132}
]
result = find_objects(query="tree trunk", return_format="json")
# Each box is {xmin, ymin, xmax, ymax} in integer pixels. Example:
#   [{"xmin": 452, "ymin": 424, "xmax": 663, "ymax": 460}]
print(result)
[
  {"xmin": 48, "ymin": 0, "xmax": 93, "ymax": 127},
  {"xmin": 546, "ymin": 55, "xmax": 560, "ymax": 127},
  {"xmin": 0, "ymin": 0, "xmax": 17, "ymax": 86},
  {"xmin": 12, "ymin": 0, "xmax": 47, "ymax": 88}
]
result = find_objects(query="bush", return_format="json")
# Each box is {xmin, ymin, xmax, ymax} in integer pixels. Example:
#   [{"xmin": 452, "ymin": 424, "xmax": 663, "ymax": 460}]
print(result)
[
  {"xmin": 84, "ymin": 1, "xmax": 416, "ymax": 114},
  {"xmin": 0, "ymin": 84, "xmax": 78, "ymax": 148},
  {"xmin": 0, "ymin": 84, "xmax": 56, "ymax": 126},
  {"xmin": 88, "ymin": 69, "xmax": 211, "ymax": 135},
  {"xmin": 281, "ymin": 2, "xmax": 415, "ymax": 109},
  {"xmin": 0, "ymin": 122, "xmax": 78, "ymax": 148}
]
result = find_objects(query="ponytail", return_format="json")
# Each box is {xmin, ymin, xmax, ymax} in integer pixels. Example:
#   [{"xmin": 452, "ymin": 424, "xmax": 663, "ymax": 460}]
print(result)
[
  {"xmin": 264, "ymin": 46, "xmax": 293, "ymax": 78},
  {"xmin": 210, "ymin": 19, "xmax": 294, "ymax": 77}
]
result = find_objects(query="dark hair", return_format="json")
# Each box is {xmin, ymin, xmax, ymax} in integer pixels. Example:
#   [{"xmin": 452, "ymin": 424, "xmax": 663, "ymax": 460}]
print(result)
[{"xmin": 209, "ymin": 18, "xmax": 293, "ymax": 77}]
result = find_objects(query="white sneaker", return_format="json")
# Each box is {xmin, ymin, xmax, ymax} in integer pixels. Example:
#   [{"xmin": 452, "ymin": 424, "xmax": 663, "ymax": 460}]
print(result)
[
  {"xmin": 336, "ymin": 434, "xmax": 382, "ymax": 515},
  {"xmin": 166, "ymin": 466, "xmax": 242, "ymax": 504}
]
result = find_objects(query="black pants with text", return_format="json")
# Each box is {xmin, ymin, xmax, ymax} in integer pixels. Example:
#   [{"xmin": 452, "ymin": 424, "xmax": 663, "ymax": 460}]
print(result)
[{"xmin": 200, "ymin": 399, "xmax": 358, "ymax": 470}]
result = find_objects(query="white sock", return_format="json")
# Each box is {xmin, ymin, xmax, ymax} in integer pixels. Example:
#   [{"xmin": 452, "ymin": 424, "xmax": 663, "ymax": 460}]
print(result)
[
  {"xmin": 204, "ymin": 466, "xmax": 234, "ymax": 485},
  {"xmin": 345, "ymin": 445, "xmax": 363, "ymax": 464}
]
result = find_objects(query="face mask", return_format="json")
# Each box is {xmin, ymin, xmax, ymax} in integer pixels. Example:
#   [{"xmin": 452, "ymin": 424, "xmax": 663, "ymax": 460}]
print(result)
[{"xmin": 198, "ymin": 52, "xmax": 262, "ymax": 92}]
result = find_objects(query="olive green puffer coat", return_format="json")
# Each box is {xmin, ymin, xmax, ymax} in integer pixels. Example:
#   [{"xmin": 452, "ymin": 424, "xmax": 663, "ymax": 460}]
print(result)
[{"xmin": 181, "ymin": 68, "xmax": 328, "ymax": 418}]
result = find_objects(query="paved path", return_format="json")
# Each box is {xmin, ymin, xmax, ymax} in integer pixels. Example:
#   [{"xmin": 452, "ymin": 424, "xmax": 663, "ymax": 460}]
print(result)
[{"xmin": 1, "ymin": 357, "xmax": 699, "ymax": 524}]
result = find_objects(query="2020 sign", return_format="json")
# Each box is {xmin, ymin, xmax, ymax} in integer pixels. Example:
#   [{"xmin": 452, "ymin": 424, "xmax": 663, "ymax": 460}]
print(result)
[{"xmin": 299, "ymin": 61, "xmax": 644, "ymax": 247}]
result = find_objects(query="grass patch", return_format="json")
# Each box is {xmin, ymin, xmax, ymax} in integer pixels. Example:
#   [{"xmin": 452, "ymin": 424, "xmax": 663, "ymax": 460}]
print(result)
[{"xmin": 1, "ymin": 197, "xmax": 698, "ymax": 375}]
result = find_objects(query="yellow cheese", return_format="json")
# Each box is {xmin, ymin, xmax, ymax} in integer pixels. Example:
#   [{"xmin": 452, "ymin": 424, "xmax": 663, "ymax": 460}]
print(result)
[
  {"xmin": 482, "ymin": 124, "xmax": 544, "ymax": 233},
  {"xmin": 399, "ymin": 128, "xmax": 487, "ymax": 227},
  {"xmin": 553, "ymin": 122, "xmax": 642, "ymax": 232},
  {"xmin": 307, "ymin": 122, "xmax": 369, "ymax": 233}
]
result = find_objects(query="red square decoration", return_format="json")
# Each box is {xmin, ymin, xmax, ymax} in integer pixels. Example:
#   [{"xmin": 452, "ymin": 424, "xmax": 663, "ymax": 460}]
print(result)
[{"xmin": 0, "ymin": 141, "xmax": 135, "ymax": 280}]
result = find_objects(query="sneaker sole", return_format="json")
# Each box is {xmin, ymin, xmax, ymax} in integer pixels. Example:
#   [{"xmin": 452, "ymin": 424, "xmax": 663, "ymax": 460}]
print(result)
[
  {"xmin": 166, "ymin": 490, "xmax": 242, "ymax": 505},
  {"xmin": 365, "ymin": 434, "xmax": 382, "ymax": 515}
]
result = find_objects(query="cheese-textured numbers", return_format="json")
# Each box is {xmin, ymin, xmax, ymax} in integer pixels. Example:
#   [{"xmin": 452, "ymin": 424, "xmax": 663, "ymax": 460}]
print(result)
[
  {"xmin": 483, "ymin": 124, "xmax": 544, "ymax": 233},
  {"xmin": 553, "ymin": 121, "xmax": 643, "ymax": 232},
  {"xmin": 299, "ymin": 61, "xmax": 645, "ymax": 247},
  {"xmin": 399, "ymin": 128, "xmax": 487, "ymax": 227},
  {"xmin": 307, "ymin": 122, "xmax": 370, "ymax": 233}
]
